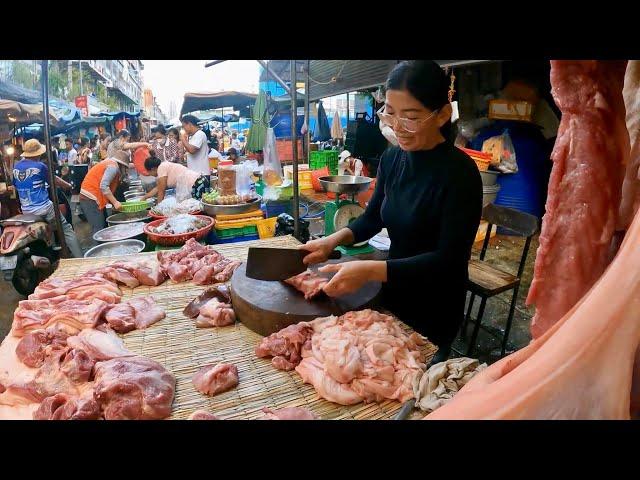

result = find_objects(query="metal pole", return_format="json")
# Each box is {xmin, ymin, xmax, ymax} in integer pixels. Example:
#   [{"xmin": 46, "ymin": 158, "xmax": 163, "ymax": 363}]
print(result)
[
  {"xmin": 41, "ymin": 60, "xmax": 70, "ymax": 258},
  {"xmin": 79, "ymin": 60, "xmax": 83, "ymax": 96},
  {"xmin": 204, "ymin": 60, "xmax": 227, "ymax": 68},
  {"xmin": 345, "ymin": 92, "xmax": 349, "ymax": 148},
  {"xmin": 290, "ymin": 60, "xmax": 299, "ymax": 240},
  {"xmin": 305, "ymin": 60, "xmax": 310, "ymax": 164}
]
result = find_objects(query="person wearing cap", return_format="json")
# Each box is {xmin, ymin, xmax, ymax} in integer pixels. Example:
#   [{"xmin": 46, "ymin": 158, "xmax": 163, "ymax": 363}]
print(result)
[
  {"xmin": 11, "ymin": 139, "xmax": 83, "ymax": 258},
  {"xmin": 338, "ymin": 150, "xmax": 363, "ymax": 176},
  {"xmin": 79, "ymin": 150, "xmax": 131, "ymax": 239},
  {"xmin": 106, "ymin": 129, "xmax": 152, "ymax": 159}
]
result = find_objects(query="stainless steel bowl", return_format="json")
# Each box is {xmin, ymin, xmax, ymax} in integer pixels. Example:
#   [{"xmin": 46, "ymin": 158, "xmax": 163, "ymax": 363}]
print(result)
[
  {"xmin": 480, "ymin": 170, "xmax": 499, "ymax": 187},
  {"xmin": 200, "ymin": 195, "xmax": 262, "ymax": 216},
  {"xmin": 84, "ymin": 239, "xmax": 145, "ymax": 258},
  {"xmin": 319, "ymin": 175, "xmax": 372, "ymax": 195},
  {"xmin": 482, "ymin": 185, "xmax": 501, "ymax": 207},
  {"xmin": 107, "ymin": 211, "xmax": 152, "ymax": 226},
  {"xmin": 94, "ymin": 222, "xmax": 146, "ymax": 242}
]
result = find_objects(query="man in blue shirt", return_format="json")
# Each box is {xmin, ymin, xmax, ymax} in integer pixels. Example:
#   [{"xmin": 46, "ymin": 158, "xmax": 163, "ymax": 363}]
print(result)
[{"xmin": 12, "ymin": 139, "xmax": 83, "ymax": 257}]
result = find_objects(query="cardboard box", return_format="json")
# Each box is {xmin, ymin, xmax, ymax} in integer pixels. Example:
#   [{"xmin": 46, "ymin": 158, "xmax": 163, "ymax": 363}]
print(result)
[{"xmin": 488, "ymin": 99, "xmax": 534, "ymax": 122}]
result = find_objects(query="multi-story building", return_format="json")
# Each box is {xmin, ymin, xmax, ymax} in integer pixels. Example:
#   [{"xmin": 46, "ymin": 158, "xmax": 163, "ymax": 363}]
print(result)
[{"xmin": 143, "ymin": 88, "xmax": 167, "ymax": 125}]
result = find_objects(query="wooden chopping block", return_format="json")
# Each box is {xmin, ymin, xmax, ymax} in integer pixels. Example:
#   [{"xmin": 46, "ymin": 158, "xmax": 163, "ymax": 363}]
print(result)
[{"xmin": 230, "ymin": 259, "xmax": 381, "ymax": 337}]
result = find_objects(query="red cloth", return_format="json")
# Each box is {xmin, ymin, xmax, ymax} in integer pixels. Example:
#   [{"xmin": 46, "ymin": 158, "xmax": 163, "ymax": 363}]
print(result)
[{"xmin": 133, "ymin": 147, "xmax": 150, "ymax": 175}]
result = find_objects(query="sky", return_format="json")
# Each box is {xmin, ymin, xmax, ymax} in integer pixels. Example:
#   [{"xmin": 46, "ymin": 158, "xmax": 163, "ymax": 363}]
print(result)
[{"xmin": 141, "ymin": 60, "xmax": 260, "ymax": 120}]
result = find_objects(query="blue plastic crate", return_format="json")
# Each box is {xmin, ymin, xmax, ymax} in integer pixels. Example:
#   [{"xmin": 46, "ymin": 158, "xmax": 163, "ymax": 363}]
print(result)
[{"xmin": 215, "ymin": 234, "xmax": 259, "ymax": 244}]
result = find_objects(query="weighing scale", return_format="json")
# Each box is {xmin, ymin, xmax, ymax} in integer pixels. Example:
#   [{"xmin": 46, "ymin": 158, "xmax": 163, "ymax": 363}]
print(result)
[{"xmin": 318, "ymin": 175, "xmax": 375, "ymax": 255}]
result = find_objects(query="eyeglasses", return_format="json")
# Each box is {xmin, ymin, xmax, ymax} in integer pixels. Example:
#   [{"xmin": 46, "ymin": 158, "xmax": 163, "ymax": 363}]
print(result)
[{"xmin": 376, "ymin": 106, "xmax": 439, "ymax": 133}]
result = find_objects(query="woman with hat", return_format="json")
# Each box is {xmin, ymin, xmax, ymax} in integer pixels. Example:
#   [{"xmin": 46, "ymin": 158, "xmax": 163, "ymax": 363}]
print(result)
[
  {"xmin": 11, "ymin": 139, "xmax": 83, "ymax": 257},
  {"xmin": 301, "ymin": 61, "xmax": 483, "ymax": 365},
  {"xmin": 79, "ymin": 150, "xmax": 131, "ymax": 239},
  {"xmin": 338, "ymin": 150, "xmax": 363, "ymax": 176}
]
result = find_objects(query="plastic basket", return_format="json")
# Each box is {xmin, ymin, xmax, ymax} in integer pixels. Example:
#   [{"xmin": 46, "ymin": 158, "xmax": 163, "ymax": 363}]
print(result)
[
  {"xmin": 310, "ymin": 151, "xmax": 339, "ymax": 175},
  {"xmin": 215, "ymin": 234, "xmax": 260, "ymax": 244},
  {"xmin": 120, "ymin": 201, "xmax": 150, "ymax": 213},
  {"xmin": 257, "ymin": 217, "xmax": 277, "ymax": 239}
]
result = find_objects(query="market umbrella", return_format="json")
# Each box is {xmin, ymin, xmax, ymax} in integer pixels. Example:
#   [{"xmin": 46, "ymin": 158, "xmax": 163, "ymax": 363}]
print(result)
[
  {"xmin": 331, "ymin": 110, "xmax": 343, "ymax": 140},
  {"xmin": 246, "ymin": 91, "xmax": 269, "ymax": 152},
  {"xmin": 313, "ymin": 101, "xmax": 331, "ymax": 142}
]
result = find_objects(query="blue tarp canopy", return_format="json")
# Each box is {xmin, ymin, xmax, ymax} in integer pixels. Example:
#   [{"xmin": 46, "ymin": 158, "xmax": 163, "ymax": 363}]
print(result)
[{"xmin": 94, "ymin": 111, "xmax": 141, "ymax": 119}]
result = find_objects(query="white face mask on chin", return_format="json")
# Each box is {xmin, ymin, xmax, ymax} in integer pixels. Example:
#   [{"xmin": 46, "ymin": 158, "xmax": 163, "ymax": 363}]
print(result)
[{"xmin": 379, "ymin": 122, "xmax": 399, "ymax": 146}]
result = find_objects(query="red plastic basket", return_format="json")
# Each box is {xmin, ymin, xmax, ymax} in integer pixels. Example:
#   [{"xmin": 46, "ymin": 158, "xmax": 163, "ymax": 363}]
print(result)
[{"xmin": 144, "ymin": 215, "xmax": 214, "ymax": 246}]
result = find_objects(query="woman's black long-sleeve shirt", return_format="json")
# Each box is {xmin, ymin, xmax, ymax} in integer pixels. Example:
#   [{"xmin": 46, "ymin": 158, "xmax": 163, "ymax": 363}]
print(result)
[{"xmin": 347, "ymin": 141, "xmax": 482, "ymax": 346}]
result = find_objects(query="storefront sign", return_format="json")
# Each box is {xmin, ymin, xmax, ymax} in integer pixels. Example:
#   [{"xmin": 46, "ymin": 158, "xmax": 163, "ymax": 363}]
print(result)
[{"xmin": 75, "ymin": 96, "xmax": 89, "ymax": 117}]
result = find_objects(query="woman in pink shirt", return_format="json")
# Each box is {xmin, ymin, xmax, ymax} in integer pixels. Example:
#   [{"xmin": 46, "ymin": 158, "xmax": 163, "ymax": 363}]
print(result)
[{"xmin": 142, "ymin": 153, "xmax": 210, "ymax": 202}]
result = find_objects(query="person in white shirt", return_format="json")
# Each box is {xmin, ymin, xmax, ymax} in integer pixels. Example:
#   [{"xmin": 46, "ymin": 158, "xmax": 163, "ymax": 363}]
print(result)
[
  {"xmin": 180, "ymin": 114, "xmax": 210, "ymax": 176},
  {"xmin": 338, "ymin": 150, "xmax": 363, "ymax": 176},
  {"xmin": 65, "ymin": 138, "xmax": 78, "ymax": 165},
  {"xmin": 231, "ymin": 132, "xmax": 242, "ymax": 151}
]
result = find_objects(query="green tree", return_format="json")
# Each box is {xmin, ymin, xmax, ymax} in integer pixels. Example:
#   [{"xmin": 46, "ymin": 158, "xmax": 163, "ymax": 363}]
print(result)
[{"xmin": 9, "ymin": 61, "xmax": 35, "ymax": 89}]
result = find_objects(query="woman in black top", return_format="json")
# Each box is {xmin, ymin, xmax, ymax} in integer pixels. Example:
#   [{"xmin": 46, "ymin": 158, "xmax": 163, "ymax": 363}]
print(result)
[{"xmin": 302, "ymin": 61, "xmax": 482, "ymax": 363}]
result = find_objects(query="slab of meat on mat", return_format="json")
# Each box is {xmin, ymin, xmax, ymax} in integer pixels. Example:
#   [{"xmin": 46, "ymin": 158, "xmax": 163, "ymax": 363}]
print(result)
[
  {"xmin": 192, "ymin": 363, "xmax": 239, "ymax": 396},
  {"xmin": 30, "ymin": 276, "xmax": 122, "ymax": 303},
  {"xmin": 195, "ymin": 299, "xmax": 235, "ymax": 328},
  {"xmin": 526, "ymin": 60, "xmax": 629, "ymax": 339},
  {"xmin": 293, "ymin": 310, "xmax": 427, "ymax": 405},
  {"xmin": 157, "ymin": 238, "xmax": 239, "ymax": 284},
  {"xmin": 86, "ymin": 266, "xmax": 140, "ymax": 289},
  {"xmin": 66, "ymin": 329, "xmax": 134, "ymax": 362},
  {"xmin": 103, "ymin": 296, "xmax": 166, "ymax": 333},
  {"xmin": 93, "ymin": 356, "xmax": 176, "ymax": 420},
  {"xmin": 110, "ymin": 260, "xmax": 167, "ymax": 286},
  {"xmin": 15, "ymin": 329, "xmax": 69, "ymax": 368},
  {"xmin": 284, "ymin": 270, "xmax": 328, "ymax": 300},
  {"xmin": 184, "ymin": 285, "xmax": 231, "ymax": 317},
  {"xmin": 259, "ymin": 406, "xmax": 318, "ymax": 420},
  {"xmin": 33, "ymin": 392, "xmax": 101, "ymax": 420},
  {"xmin": 188, "ymin": 409, "xmax": 220, "ymax": 420},
  {"xmin": 192, "ymin": 257, "xmax": 241, "ymax": 285},
  {"xmin": 255, "ymin": 323, "xmax": 314, "ymax": 371},
  {"xmin": 12, "ymin": 298, "xmax": 111, "ymax": 337}
]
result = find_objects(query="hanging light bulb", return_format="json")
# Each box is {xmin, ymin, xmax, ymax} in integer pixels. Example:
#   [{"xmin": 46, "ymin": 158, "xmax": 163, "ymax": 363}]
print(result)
[{"xmin": 6, "ymin": 146, "xmax": 15, "ymax": 156}]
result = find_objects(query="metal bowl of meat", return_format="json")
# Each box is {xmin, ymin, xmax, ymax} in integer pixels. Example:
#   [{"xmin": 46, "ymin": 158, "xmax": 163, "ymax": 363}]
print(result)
[
  {"xmin": 319, "ymin": 176, "xmax": 372, "ymax": 195},
  {"xmin": 84, "ymin": 239, "xmax": 146, "ymax": 258},
  {"xmin": 106, "ymin": 211, "xmax": 152, "ymax": 227},
  {"xmin": 93, "ymin": 222, "xmax": 147, "ymax": 243},
  {"xmin": 144, "ymin": 214, "xmax": 214, "ymax": 246},
  {"xmin": 200, "ymin": 194, "xmax": 262, "ymax": 216}
]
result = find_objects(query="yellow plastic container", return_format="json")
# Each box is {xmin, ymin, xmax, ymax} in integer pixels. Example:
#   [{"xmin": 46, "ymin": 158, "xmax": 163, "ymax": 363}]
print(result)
[{"xmin": 257, "ymin": 217, "xmax": 277, "ymax": 239}]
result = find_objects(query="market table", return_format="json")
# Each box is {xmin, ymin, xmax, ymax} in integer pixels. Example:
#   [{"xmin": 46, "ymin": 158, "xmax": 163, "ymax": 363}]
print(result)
[{"xmin": 52, "ymin": 235, "xmax": 435, "ymax": 420}]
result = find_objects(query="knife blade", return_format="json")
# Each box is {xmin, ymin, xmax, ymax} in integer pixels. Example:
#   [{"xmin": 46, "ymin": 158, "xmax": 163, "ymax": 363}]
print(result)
[{"xmin": 245, "ymin": 247, "xmax": 341, "ymax": 281}]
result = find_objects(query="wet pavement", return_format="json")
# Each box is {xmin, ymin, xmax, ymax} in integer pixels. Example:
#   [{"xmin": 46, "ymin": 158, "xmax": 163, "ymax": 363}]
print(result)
[{"xmin": 0, "ymin": 202, "xmax": 540, "ymax": 367}]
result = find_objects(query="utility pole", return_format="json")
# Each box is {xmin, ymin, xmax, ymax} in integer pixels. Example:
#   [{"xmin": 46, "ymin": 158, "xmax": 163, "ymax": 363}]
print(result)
[
  {"xmin": 290, "ymin": 60, "xmax": 299, "ymax": 240},
  {"xmin": 79, "ymin": 60, "xmax": 83, "ymax": 95}
]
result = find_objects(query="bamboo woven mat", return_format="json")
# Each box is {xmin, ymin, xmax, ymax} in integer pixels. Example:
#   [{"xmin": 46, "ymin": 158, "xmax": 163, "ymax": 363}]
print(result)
[{"xmin": 54, "ymin": 235, "xmax": 436, "ymax": 420}]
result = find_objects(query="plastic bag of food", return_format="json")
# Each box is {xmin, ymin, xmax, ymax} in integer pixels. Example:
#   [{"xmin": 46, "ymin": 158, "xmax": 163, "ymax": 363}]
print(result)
[
  {"xmin": 235, "ymin": 161, "xmax": 257, "ymax": 197},
  {"xmin": 262, "ymin": 128, "xmax": 283, "ymax": 186},
  {"xmin": 482, "ymin": 129, "xmax": 518, "ymax": 174}
]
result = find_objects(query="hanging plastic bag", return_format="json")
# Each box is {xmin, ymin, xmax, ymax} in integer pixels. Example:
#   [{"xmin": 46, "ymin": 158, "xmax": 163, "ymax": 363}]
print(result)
[
  {"xmin": 235, "ymin": 160, "xmax": 260, "ymax": 196},
  {"xmin": 262, "ymin": 127, "xmax": 283, "ymax": 186},
  {"xmin": 482, "ymin": 129, "xmax": 518, "ymax": 174}
]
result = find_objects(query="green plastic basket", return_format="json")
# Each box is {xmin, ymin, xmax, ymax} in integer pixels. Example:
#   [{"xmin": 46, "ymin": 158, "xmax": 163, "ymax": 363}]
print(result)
[
  {"xmin": 120, "ymin": 201, "xmax": 150, "ymax": 213},
  {"xmin": 309, "ymin": 151, "xmax": 339, "ymax": 175}
]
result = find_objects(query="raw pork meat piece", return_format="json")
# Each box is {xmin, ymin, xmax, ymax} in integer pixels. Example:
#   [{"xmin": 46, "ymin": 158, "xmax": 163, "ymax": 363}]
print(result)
[
  {"xmin": 166, "ymin": 263, "xmax": 192, "ymax": 282},
  {"xmin": 214, "ymin": 260, "xmax": 241, "ymax": 283},
  {"xmin": 157, "ymin": 239, "xmax": 236, "ymax": 284},
  {"xmin": 103, "ymin": 296, "xmax": 166, "ymax": 333},
  {"xmin": 293, "ymin": 310, "xmax": 426, "ymax": 405},
  {"xmin": 195, "ymin": 298, "xmax": 235, "ymax": 328},
  {"xmin": 30, "ymin": 276, "xmax": 122, "ymax": 303},
  {"xmin": 13, "ymin": 298, "xmax": 111, "ymax": 337},
  {"xmin": 527, "ymin": 60, "xmax": 629, "ymax": 338},
  {"xmin": 110, "ymin": 260, "xmax": 167, "ymax": 286},
  {"xmin": 188, "ymin": 409, "xmax": 220, "ymax": 420},
  {"xmin": 93, "ymin": 356, "xmax": 175, "ymax": 420},
  {"xmin": 192, "ymin": 363, "xmax": 239, "ymax": 396},
  {"xmin": 183, "ymin": 285, "xmax": 231, "ymax": 318},
  {"xmin": 255, "ymin": 323, "xmax": 314, "ymax": 371},
  {"xmin": 66, "ymin": 329, "xmax": 134, "ymax": 361},
  {"xmin": 15, "ymin": 329, "xmax": 69, "ymax": 368},
  {"xmin": 34, "ymin": 393, "xmax": 101, "ymax": 420},
  {"xmin": 426, "ymin": 196, "xmax": 640, "ymax": 419},
  {"xmin": 284, "ymin": 270, "xmax": 329, "ymax": 300},
  {"xmin": 260, "ymin": 406, "xmax": 318, "ymax": 420},
  {"xmin": 86, "ymin": 266, "xmax": 139, "ymax": 289},
  {"xmin": 618, "ymin": 60, "xmax": 640, "ymax": 231}
]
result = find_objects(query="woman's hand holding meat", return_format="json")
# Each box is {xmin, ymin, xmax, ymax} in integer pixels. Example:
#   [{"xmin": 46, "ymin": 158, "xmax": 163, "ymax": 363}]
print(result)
[{"xmin": 319, "ymin": 260, "xmax": 387, "ymax": 297}]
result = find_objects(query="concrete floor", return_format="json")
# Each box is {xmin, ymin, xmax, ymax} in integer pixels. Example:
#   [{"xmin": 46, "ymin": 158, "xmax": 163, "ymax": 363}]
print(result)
[{"xmin": 0, "ymin": 203, "xmax": 540, "ymax": 367}]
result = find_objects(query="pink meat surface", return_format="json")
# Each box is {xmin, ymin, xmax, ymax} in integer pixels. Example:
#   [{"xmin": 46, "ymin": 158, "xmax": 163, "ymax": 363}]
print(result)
[
  {"xmin": 13, "ymin": 298, "xmax": 111, "ymax": 337},
  {"xmin": 110, "ymin": 260, "xmax": 167, "ymax": 286},
  {"xmin": 15, "ymin": 329, "xmax": 69, "ymax": 368},
  {"xmin": 195, "ymin": 298, "xmax": 235, "ymax": 328},
  {"xmin": 87, "ymin": 266, "xmax": 139, "ymax": 289},
  {"xmin": 293, "ymin": 310, "xmax": 426, "ymax": 405},
  {"xmin": 284, "ymin": 270, "xmax": 328, "ymax": 300},
  {"xmin": 188, "ymin": 409, "xmax": 220, "ymax": 420},
  {"xmin": 158, "ymin": 239, "xmax": 230, "ymax": 284},
  {"xmin": 66, "ymin": 329, "xmax": 134, "ymax": 361},
  {"xmin": 255, "ymin": 323, "xmax": 314, "ymax": 371},
  {"xmin": 619, "ymin": 60, "xmax": 640, "ymax": 231},
  {"xmin": 192, "ymin": 363, "xmax": 239, "ymax": 396},
  {"xmin": 93, "ymin": 356, "xmax": 175, "ymax": 420},
  {"xmin": 33, "ymin": 392, "xmax": 101, "ymax": 420},
  {"xmin": 104, "ymin": 296, "xmax": 166, "ymax": 333},
  {"xmin": 30, "ymin": 276, "xmax": 122, "ymax": 303},
  {"xmin": 527, "ymin": 60, "xmax": 630, "ymax": 339},
  {"xmin": 260, "ymin": 406, "xmax": 318, "ymax": 420}
]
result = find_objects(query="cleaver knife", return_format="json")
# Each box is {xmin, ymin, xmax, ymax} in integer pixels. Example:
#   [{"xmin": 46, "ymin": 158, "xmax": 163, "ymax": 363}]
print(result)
[{"xmin": 246, "ymin": 247, "xmax": 341, "ymax": 281}]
